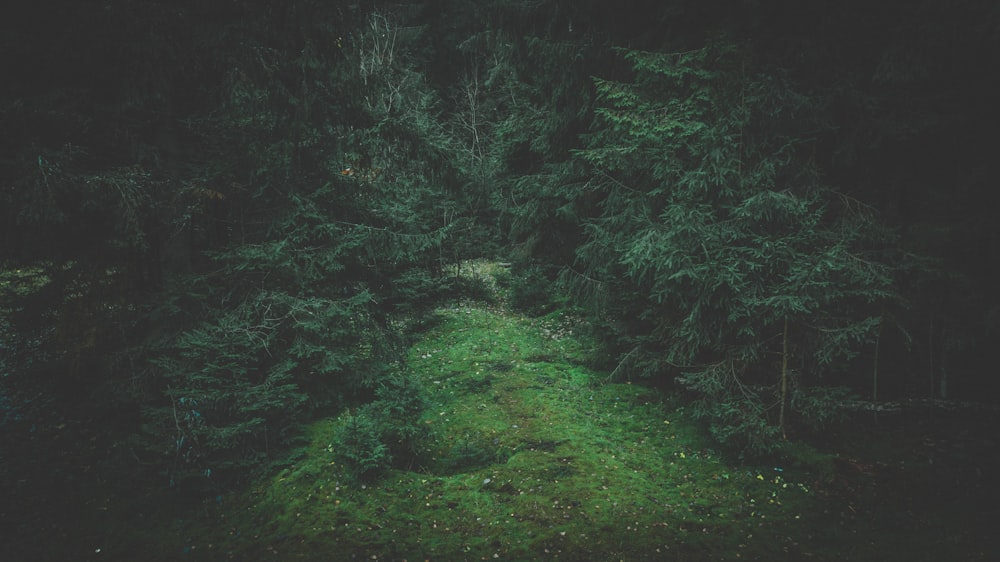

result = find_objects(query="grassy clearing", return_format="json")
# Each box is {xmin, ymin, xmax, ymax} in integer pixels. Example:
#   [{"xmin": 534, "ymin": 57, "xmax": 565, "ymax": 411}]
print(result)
[
  {"xmin": 56, "ymin": 263, "xmax": 998, "ymax": 561},
  {"xmin": 125, "ymin": 301, "xmax": 827, "ymax": 561}
]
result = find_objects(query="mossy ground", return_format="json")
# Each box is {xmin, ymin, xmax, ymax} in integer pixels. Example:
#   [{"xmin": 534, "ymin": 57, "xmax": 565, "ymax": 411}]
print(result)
[
  {"xmin": 104, "ymin": 299, "xmax": 996, "ymax": 560},
  {"xmin": 4, "ymin": 262, "xmax": 998, "ymax": 561}
]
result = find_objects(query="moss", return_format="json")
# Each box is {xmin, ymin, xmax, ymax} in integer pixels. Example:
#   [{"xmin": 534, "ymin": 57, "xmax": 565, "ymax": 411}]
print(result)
[{"xmin": 99, "ymin": 288, "xmax": 999, "ymax": 561}]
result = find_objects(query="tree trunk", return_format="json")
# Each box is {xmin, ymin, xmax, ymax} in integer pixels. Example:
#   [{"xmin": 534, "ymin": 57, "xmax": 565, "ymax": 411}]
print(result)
[{"xmin": 779, "ymin": 316, "xmax": 788, "ymax": 439}]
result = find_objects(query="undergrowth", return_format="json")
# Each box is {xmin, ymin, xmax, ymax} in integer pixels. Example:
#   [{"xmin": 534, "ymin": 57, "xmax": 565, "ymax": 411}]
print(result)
[
  {"xmin": 77, "ymin": 264, "xmax": 998, "ymax": 561},
  {"xmin": 101, "ymin": 307, "xmax": 800, "ymax": 560}
]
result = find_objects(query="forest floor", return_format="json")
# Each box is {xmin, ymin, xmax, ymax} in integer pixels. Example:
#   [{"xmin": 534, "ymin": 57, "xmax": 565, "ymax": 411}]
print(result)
[{"xmin": 3, "ymin": 262, "xmax": 1000, "ymax": 561}]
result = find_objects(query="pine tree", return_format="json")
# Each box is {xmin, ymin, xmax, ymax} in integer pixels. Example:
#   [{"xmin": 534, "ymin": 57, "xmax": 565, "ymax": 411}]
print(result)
[
  {"xmin": 566, "ymin": 41, "xmax": 900, "ymax": 454},
  {"xmin": 135, "ymin": 3, "xmax": 477, "ymax": 488}
]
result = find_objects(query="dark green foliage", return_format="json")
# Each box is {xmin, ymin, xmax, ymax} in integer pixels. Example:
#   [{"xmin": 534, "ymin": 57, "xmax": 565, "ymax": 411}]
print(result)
[
  {"xmin": 145, "ymin": 285, "xmax": 378, "ymax": 485},
  {"xmin": 136, "ymin": 165, "xmax": 413, "ymax": 486},
  {"xmin": 332, "ymin": 370, "xmax": 427, "ymax": 479},
  {"xmin": 790, "ymin": 385, "xmax": 853, "ymax": 431},
  {"xmin": 387, "ymin": 268, "xmax": 457, "ymax": 314},
  {"xmin": 128, "ymin": 4, "xmax": 465, "ymax": 488},
  {"xmin": 562, "ymin": 42, "xmax": 900, "ymax": 455},
  {"xmin": 507, "ymin": 264, "xmax": 558, "ymax": 316},
  {"xmin": 3, "ymin": 5, "xmax": 1000, "ymax": 560},
  {"xmin": 436, "ymin": 437, "xmax": 501, "ymax": 474},
  {"xmin": 335, "ymin": 411, "xmax": 394, "ymax": 479}
]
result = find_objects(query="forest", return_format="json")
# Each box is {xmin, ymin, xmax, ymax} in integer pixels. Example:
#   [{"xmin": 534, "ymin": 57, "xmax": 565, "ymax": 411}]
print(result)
[{"xmin": 2, "ymin": 0, "xmax": 999, "ymax": 560}]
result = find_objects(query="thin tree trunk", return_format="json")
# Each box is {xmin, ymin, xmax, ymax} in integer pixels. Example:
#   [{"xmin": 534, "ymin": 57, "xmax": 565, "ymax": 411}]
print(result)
[
  {"xmin": 873, "ymin": 312, "xmax": 884, "ymax": 425},
  {"xmin": 873, "ymin": 313, "xmax": 883, "ymax": 403},
  {"xmin": 929, "ymin": 314, "xmax": 935, "ymax": 398},
  {"xmin": 779, "ymin": 316, "xmax": 789, "ymax": 440}
]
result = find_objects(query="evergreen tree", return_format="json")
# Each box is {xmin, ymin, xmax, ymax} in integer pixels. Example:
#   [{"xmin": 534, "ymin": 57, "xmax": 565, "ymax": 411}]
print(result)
[
  {"xmin": 133, "ymin": 2, "xmax": 477, "ymax": 488},
  {"xmin": 565, "ymin": 42, "xmax": 900, "ymax": 454}
]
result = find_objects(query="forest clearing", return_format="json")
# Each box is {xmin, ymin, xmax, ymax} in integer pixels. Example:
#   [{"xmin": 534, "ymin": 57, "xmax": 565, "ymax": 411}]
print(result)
[
  {"xmin": 4, "ymin": 266, "xmax": 997, "ymax": 560},
  {"xmin": 4, "ymin": 1, "xmax": 999, "ymax": 559}
]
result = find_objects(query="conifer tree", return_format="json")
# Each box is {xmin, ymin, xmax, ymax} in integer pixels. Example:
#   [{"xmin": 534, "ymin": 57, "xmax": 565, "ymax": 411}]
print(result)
[
  {"xmin": 565, "ymin": 42, "xmax": 900, "ymax": 453},
  {"xmin": 137, "ymin": 4, "xmax": 465, "ymax": 487}
]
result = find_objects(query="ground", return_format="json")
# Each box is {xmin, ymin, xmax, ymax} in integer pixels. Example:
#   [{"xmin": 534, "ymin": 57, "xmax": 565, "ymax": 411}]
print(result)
[{"xmin": 2, "ymin": 261, "xmax": 999, "ymax": 561}]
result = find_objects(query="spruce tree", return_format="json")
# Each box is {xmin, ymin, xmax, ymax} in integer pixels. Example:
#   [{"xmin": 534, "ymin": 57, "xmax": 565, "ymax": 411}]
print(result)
[
  {"xmin": 136, "ymin": 4, "xmax": 466, "ymax": 488},
  {"xmin": 565, "ymin": 42, "xmax": 900, "ymax": 454}
]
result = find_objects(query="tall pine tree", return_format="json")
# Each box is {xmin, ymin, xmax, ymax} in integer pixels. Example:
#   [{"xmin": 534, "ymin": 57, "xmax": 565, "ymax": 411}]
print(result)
[{"xmin": 565, "ymin": 42, "xmax": 900, "ymax": 454}]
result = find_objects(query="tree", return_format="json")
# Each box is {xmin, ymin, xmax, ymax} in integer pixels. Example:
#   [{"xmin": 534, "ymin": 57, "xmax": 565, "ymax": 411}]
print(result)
[
  {"xmin": 131, "ymin": 3, "xmax": 480, "ymax": 488},
  {"xmin": 564, "ymin": 42, "xmax": 900, "ymax": 454}
]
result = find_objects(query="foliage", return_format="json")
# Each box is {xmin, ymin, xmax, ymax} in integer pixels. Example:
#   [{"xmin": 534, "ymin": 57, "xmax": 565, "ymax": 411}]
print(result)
[
  {"xmin": 332, "ymin": 369, "xmax": 427, "ymax": 479},
  {"xmin": 126, "ymin": 4, "xmax": 471, "ymax": 488},
  {"xmin": 334, "ymin": 410, "xmax": 393, "ymax": 479},
  {"xmin": 506, "ymin": 263, "xmax": 559, "ymax": 316},
  {"xmin": 790, "ymin": 385, "xmax": 854, "ymax": 431},
  {"xmin": 2, "ymin": 2, "xmax": 999, "ymax": 560},
  {"xmin": 145, "ymin": 284, "xmax": 379, "ymax": 486},
  {"xmin": 562, "ymin": 42, "xmax": 900, "ymax": 454},
  {"xmin": 102, "ymin": 300, "xmax": 1000, "ymax": 562}
]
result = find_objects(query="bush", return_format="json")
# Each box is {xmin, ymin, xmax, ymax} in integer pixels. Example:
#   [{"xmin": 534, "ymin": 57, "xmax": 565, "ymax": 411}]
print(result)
[
  {"xmin": 690, "ymin": 396, "xmax": 785, "ymax": 458},
  {"xmin": 332, "ymin": 370, "xmax": 427, "ymax": 479},
  {"xmin": 508, "ymin": 265, "xmax": 556, "ymax": 316},
  {"xmin": 335, "ymin": 408, "xmax": 395, "ymax": 478}
]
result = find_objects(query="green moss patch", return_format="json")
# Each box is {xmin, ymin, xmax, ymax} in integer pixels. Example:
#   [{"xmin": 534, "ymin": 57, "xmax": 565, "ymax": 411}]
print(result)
[{"xmin": 105, "ymin": 299, "xmax": 998, "ymax": 561}]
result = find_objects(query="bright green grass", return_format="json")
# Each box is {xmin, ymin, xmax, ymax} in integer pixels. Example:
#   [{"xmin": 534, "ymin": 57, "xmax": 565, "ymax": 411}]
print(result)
[
  {"xmin": 99, "ymin": 293, "xmax": 997, "ymax": 561},
  {"xmin": 6, "ymin": 262, "xmax": 996, "ymax": 561},
  {"xmin": 134, "ymin": 303, "xmax": 835, "ymax": 561}
]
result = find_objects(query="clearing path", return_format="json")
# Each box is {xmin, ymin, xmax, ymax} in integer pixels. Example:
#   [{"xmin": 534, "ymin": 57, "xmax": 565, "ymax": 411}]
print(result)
[
  {"xmin": 126, "ymin": 289, "xmax": 998, "ymax": 561},
  {"xmin": 222, "ymin": 301, "xmax": 824, "ymax": 561}
]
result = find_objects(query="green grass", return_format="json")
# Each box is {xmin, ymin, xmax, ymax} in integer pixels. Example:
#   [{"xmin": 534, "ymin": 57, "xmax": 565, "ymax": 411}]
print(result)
[
  {"xmin": 23, "ymin": 265, "xmax": 994, "ymax": 561},
  {"xmin": 115, "ymin": 303, "xmax": 848, "ymax": 561}
]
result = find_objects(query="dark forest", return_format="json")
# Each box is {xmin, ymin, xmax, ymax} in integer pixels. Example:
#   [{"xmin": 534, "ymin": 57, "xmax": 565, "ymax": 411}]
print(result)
[{"xmin": 2, "ymin": 1, "xmax": 999, "ymax": 560}]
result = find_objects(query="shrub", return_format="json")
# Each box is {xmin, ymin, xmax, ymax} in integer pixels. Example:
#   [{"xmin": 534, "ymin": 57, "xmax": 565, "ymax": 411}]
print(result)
[
  {"xmin": 508, "ymin": 265, "xmax": 557, "ymax": 316},
  {"xmin": 335, "ymin": 407, "xmax": 395, "ymax": 478},
  {"xmin": 332, "ymin": 370, "xmax": 427, "ymax": 479}
]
